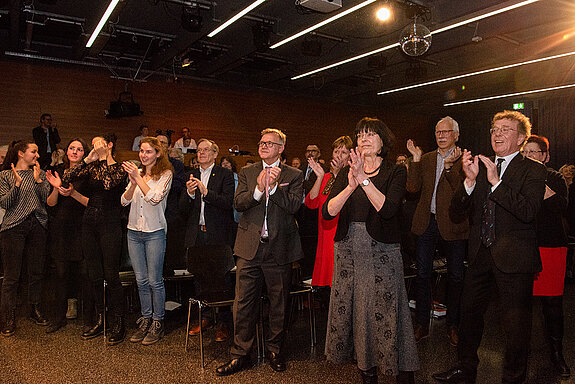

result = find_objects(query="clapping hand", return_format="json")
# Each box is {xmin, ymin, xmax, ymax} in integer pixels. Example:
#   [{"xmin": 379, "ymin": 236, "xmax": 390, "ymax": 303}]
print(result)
[
  {"xmin": 406, "ymin": 140, "xmax": 423, "ymax": 162},
  {"xmin": 477, "ymin": 155, "xmax": 499, "ymax": 186},
  {"xmin": 33, "ymin": 162, "xmax": 42, "ymax": 183},
  {"xmin": 461, "ymin": 149, "xmax": 479, "ymax": 187},
  {"xmin": 308, "ymin": 158, "xmax": 325, "ymax": 179},
  {"xmin": 444, "ymin": 146, "xmax": 462, "ymax": 167},
  {"xmin": 46, "ymin": 170, "xmax": 62, "ymax": 188},
  {"xmin": 11, "ymin": 163, "xmax": 22, "ymax": 187},
  {"xmin": 186, "ymin": 175, "xmax": 199, "ymax": 195},
  {"xmin": 58, "ymin": 183, "xmax": 74, "ymax": 197},
  {"xmin": 93, "ymin": 138, "xmax": 108, "ymax": 160}
]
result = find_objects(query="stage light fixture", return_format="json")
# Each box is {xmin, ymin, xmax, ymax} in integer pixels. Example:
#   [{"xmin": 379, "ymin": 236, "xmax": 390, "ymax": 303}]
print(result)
[
  {"xmin": 181, "ymin": 6, "xmax": 203, "ymax": 33},
  {"xmin": 376, "ymin": 7, "xmax": 391, "ymax": 21}
]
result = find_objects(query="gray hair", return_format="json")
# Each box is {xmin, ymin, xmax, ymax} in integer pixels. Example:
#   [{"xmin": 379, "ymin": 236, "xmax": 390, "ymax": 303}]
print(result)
[{"xmin": 437, "ymin": 116, "xmax": 459, "ymax": 133}]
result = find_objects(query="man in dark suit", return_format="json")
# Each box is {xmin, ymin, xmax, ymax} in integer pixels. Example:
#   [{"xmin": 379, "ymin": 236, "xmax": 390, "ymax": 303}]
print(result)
[
  {"xmin": 406, "ymin": 117, "xmax": 469, "ymax": 346},
  {"xmin": 32, "ymin": 113, "xmax": 61, "ymax": 170},
  {"xmin": 179, "ymin": 138, "xmax": 235, "ymax": 340},
  {"xmin": 433, "ymin": 111, "xmax": 546, "ymax": 384},
  {"xmin": 216, "ymin": 128, "xmax": 304, "ymax": 376}
]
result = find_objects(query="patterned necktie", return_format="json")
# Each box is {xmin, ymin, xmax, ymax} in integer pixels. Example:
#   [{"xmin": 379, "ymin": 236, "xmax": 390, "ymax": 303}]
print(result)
[
  {"xmin": 480, "ymin": 158, "xmax": 504, "ymax": 247},
  {"xmin": 261, "ymin": 166, "xmax": 271, "ymax": 237}
]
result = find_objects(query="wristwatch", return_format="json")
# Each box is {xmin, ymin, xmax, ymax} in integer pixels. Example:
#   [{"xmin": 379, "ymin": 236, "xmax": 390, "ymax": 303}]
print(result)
[{"xmin": 361, "ymin": 178, "xmax": 370, "ymax": 187}]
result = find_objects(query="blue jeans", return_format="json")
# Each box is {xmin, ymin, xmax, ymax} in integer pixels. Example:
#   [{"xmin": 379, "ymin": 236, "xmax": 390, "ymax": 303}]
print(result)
[
  {"xmin": 415, "ymin": 215, "xmax": 466, "ymax": 327},
  {"xmin": 127, "ymin": 229, "xmax": 166, "ymax": 320}
]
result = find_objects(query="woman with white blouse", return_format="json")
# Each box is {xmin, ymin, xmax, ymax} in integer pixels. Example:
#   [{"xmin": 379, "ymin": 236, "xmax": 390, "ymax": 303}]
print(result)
[{"xmin": 121, "ymin": 137, "xmax": 173, "ymax": 345}]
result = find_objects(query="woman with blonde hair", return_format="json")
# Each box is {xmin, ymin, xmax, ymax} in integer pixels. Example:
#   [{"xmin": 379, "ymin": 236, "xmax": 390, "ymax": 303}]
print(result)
[{"xmin": 122, "ymin": 137, "xmax": 173, "ymax": 345}]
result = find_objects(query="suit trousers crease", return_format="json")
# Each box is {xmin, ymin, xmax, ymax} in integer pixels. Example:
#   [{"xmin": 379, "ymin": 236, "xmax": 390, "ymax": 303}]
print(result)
[
  {"xmin": 231, "ymin": 242, "xmax": 291, "ymax": 358},
  {"xmin": 457, "ymin": 245, "xmax": 534, "ymax": 384}
]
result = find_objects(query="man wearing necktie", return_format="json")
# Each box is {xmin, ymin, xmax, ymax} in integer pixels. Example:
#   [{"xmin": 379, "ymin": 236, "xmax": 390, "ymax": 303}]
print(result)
[
  {"xmin": 434, "ymin": 111, "xmax": 546, "ymax": 384},
  {"xmin": 216, "ymin": 128, "xmax": 304, "ymax": 376}
]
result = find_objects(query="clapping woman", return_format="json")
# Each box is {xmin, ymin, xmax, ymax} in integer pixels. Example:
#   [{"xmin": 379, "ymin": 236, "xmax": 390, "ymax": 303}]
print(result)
[
  {"xmin": 122, "ymin": 137, "xmax": 173, "ymax": 345},
  {"xmin": 45, "ymin": 138, "xmax": 89, "ymax": 333},
  {"xmin": 323, "ymin": 118, "xmax": 419, "ymax": 384},
  {"xmin": 63, "ymin": 134, "xmax": 128, "ymax": 345},
  {"xmin": 0, "ymin": 141, "xmax": 50, "ymax": 336}
]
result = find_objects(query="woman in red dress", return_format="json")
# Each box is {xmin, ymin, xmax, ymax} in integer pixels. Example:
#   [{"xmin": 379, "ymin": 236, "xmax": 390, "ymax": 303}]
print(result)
[
  {"xmin": 524, "ymin": 135, "xmax": 570, "ymax": 379},
  {"xmin": 305, "ymin": 136, "xmax": 353, "ymax": 286}
]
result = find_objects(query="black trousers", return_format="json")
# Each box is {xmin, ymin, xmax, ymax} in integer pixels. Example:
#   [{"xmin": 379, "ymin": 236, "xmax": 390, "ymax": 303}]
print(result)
[
  {"xmin": 231, "ymin": 242, "xmax": 291, "ymax": 358},
  {"xmin": 82, "ymin": 207, "xmax": 124, "ymax": 317},
  {"xmin": 0, "ymin": 216, "xmax": 47, "ymax": 315},
  {"xmin": 458, "ymin": 245, "xmax": 534, "ymax": 384}
]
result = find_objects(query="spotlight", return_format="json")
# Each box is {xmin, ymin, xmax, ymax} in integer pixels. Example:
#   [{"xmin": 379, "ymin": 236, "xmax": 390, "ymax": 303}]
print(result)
[
  {"xmin": 181, "ymin": 58, "xmax": 192, "ymax": 67},
  {"xmin": 399, "ymin": 16, "xmax": 431, "ymax": 56},
  {"xmin": 376, "ymin": 7, "xmax": 391, "ymax": 21},
  {"xmin": 182, "ymin": 6, "xmax": 203, "ymax": 33}
]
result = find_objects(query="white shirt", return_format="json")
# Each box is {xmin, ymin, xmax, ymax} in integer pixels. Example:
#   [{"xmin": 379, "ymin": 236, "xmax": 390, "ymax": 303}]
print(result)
[
  {"xmin": 121, "ymin": 170, "xmax": 173, "ymax": 232},
  {"xmin": 464, "ymin": 151, "xmax": 520, "ymax": 195},
  {"xmin": 187, "ymin": 163, "xmax": 214, "ymax": 226},
  {"xmin": 253, "ymin": 159, "xmax": 280, "ymax": 237},
  {"xmin": 174, "ymin": 137, "xmax": 197, "ymax": 151}
]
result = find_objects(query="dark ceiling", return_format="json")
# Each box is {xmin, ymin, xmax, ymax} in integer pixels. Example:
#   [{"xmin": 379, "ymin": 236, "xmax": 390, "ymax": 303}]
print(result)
[{"xmin": 1, "ymin": 0, "xmax": 575, "ymax": 108}]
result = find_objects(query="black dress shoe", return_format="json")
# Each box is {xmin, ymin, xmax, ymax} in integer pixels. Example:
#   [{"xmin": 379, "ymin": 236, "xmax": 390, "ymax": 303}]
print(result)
[
  {"xmin": 215, "ymin": 356, "xmax": 251, "ymax": 376},
  {"xmin": 432, "ymin": 367, "xmax": 474, "ymax": 383},
  {"xmin": 46, "ymin": 320, "xmax": 66, "ymax": 334},
  {"xmin": 268, "ymin": 351, "xmax": 286, "ymax": 372},
  {"xmin": 107, "ymin": 315, "xmax": 126, "ymax": 345},
  {"xmin": 30, "ymin": 304, "xmax": 48, "ymax": 326},
  {"xmin": 81, "ymin": 313, "xmax": 104, "ymax": 340}
]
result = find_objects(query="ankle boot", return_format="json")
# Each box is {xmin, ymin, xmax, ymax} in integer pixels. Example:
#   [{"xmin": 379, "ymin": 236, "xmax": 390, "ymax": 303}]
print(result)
[
  {"xmin": 550, "ymin": 337, "xmax": 571, "ymax": 379},
  {"xmin": 107, "ymin": 315, "xmax": 126, "ymax": 345},
  {"xmin": 66, "ymin": 298, "xmax": 78, "ymax": 320},
  {"xmin": 81, "ymin": 313, "xmax": 104, "ymax": 340},
  {"xmin": 2, "ymin": 308, "xmax": 16, "ymax": 337},
  {"xmin": 360, "ymin": 367, "xmax": 378, "ymax": 384},
  {"xmin": 30, "ymin": 304, "xmax": 48, "ymax": 326}
]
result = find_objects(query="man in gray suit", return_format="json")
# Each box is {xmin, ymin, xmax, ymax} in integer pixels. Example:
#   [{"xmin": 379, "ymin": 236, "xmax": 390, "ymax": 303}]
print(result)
[{"xmin": 216, "ymin": 128, "xmax": 304, "ymax": 376}]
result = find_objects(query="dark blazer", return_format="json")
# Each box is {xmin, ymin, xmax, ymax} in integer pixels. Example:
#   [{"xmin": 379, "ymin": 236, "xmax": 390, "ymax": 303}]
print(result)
[
  {"xmin": 32, "ymin": 125, "xmax": 61, "ymax": 167},
  {"xmin": 179, "ymin": 165, "xmax": 235, "ymax": 247},
  {"xmin": 234, "ymin": 162, "xmax": 304, "ymax": 265},
  {"xmin": 322, "ymin": 161, "xmax": 406, "ymax": 244},
  {"xmin": 450, "ymin": 154, "xmax": 546, "ymax": 273},
  {"xmin": 406, "ymin": 151, "xmax": 469, "ymax": 240}
]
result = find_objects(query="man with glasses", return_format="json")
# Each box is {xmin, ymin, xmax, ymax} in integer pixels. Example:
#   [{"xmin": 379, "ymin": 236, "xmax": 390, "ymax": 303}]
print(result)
[
  {"xmin": 406, "ymin": 116, "xmax": 468, "ymax": 347},
  {"xmin": 434, "ymin": 111, "xmax": 546, "ymax": 384},
  {"xmin": 216, "ymin": 128, "xmax": 304, "ymax": 376}
]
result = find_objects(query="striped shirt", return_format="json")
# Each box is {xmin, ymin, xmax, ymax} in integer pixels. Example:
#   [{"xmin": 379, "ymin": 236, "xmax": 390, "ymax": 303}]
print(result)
[
  {"xmin": 0, "ymin": 169, "xmax": 50, "ymax": 231},
  {"xmin": 121, "ymin": 170, "xmax": 173, "ymax": 232}
]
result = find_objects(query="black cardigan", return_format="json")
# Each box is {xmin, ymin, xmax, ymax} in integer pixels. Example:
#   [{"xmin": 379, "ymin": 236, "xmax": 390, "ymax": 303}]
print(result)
[{"xmin": 322, "ymin": 161, "xmax": 406, "ymax": 243}]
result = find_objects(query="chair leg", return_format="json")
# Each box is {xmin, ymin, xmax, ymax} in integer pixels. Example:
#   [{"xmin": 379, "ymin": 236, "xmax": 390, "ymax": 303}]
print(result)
[
  {"xmin": 308, "ymin": 289, "xmax": 317, "ymax": 347},
  {"xmin": 198, "ymin": 301, "xmax": 204, "ymax": 368},
  {"xmin": 103, "ymin": 281, "xmax": 107, "ymax": 342},
  {"xmin": 185, "ymin": 299, "xmax": 192, "ymax": 351}
]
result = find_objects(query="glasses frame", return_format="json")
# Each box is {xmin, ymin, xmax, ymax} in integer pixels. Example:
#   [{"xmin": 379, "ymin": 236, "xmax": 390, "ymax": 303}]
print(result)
[{"xmin": 258, "ymin": 141, "xmax": 283, "ymax": 148}]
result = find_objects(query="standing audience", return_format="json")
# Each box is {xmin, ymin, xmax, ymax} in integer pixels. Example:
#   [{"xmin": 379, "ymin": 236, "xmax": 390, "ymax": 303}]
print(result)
[
  {"xmin": 122, "ymin": 137, "xmax": 173, "ymax": 345},
  {"xmin": 45, "ymin": 138, "xmax": 90, "ymax": 333},
  {"xmin": 523, "ymin": 135, "xmax": 571, "ymax": 379},
  {"xmin": 32, "ymin": 113, "xmax": 61, "ymax": 170},
  {"xmin": 132, "ymin": 125, "xmax": 149, "ymax": 151},
  {"xmin": 0, "ymin": 140, "xmax": 50, "ymax": 336},
  {"xmin": 323, "ymin": 118, "xmax": 419, "ymax": 384}
]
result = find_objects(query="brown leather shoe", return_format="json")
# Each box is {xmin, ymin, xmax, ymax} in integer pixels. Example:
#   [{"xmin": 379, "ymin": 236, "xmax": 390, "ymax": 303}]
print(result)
[
  {"xmin": 215, "ymin": 323, "xmax": 230, "ymax": 342},
  {"xmin": 188, "ymin": 319, "xmax": 213, "ymax": 335},
  {"xmin": 413, "ymin": 323, "xmax": 429, "ymax": 342},
  {"xmin": 447, "ymin": 326, "xmax": 459, "ymax": 346}
]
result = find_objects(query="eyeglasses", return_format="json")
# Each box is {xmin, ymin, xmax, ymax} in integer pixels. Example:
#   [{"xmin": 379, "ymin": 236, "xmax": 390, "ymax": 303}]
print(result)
[
  {"xmin": 522, "ymin": 150, "xmax": 544, "ymax": 155},
  {"xmin": 197, "ymin": 148, "xmax": 215, "ymax": 153},
  {"xmin": 258, "ymin": 141, "xmax": 283, "ymax": 148},
  {"xmin": 490, "ymin": 126, "xmax": 517, "ymax": 135},
  {"xmin": 435, "ymin": 130, "xmax": 454, "ymax": 136}
]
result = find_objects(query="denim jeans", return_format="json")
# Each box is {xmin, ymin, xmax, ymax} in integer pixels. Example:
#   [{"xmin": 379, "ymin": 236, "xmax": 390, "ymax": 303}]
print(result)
[
  {"xmin": 127, "ymin": 229, "xmax": 166, "ymax": 320},
  {"xmin": 415, "ymin": 215, "xmax": 466, "ymax": 327}
]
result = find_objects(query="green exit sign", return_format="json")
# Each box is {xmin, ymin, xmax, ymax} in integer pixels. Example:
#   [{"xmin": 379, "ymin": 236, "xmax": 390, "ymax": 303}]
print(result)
[{"xmin": 513, "ymin": 102, "xmax": 524, "ymax": 110}]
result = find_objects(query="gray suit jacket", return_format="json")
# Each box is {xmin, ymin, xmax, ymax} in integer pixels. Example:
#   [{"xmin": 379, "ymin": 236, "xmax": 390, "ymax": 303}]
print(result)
[{"xmin": 233, "ymin": 162, "xmax": 304, "ymax": 265}]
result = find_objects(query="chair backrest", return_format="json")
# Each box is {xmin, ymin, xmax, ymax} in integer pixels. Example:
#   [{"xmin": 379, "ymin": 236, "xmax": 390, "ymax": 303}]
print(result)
[{"xmin": 186, "ymin": 245, "xmax": 235, "ymax": 298}]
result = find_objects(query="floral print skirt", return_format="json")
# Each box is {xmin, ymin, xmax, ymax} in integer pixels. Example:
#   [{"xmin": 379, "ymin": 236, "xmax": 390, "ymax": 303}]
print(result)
[{"xmin": 325, "ymin": 222, "xmax": 420, "ymax": 375}]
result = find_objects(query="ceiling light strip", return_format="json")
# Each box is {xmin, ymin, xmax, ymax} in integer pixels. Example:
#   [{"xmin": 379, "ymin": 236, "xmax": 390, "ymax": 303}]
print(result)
[
  {"xmin": 443, "ymin": 83, "xmax": 575, "ymax": 106},
  {"xmin": 270, "ymin": 0, "xmax": 377, "ymax": 49},
  {"xmin": 291, "ymin": 0, "xmax": 539, "ymax": 81},
  {"xmin": 291, "ymin": 43, "xmax": 399, "ymax": 80},
  {"xmin": 378, "ymin": 51, "xmax": 575, "ymax": 95},
  {"xmin": 208, "ymin": 0, "xmax": 267, "ymax": 38},
  {"xmin": 430, "ymin": 0, "xmax": 539, "ymax": 35},
  {"xmin": 86, "ymin": 0, "xmax": 120, "ymax": 48}
]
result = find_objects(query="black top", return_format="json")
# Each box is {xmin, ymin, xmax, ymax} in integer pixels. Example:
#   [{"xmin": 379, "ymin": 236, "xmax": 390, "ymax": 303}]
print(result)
[
  {"xmin": 322, "ymin": 161, "xmax": 406, "ymax": 243},
  {"xmin": 536, "ymin": 167, "xmax": 569, "ymax": 247},
  {"xmin": 49, "ymin": 164, "xmax": 88, "ymax": 221},
  {"xmin": 63, "ymin": 160, "xmax": 126, "ymax": 211}
]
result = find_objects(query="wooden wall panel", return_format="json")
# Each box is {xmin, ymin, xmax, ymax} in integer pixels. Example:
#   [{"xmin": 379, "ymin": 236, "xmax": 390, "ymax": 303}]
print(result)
[{"xmin": 0, "ymin": 60, "xmax": 434, "ymax": 164}]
